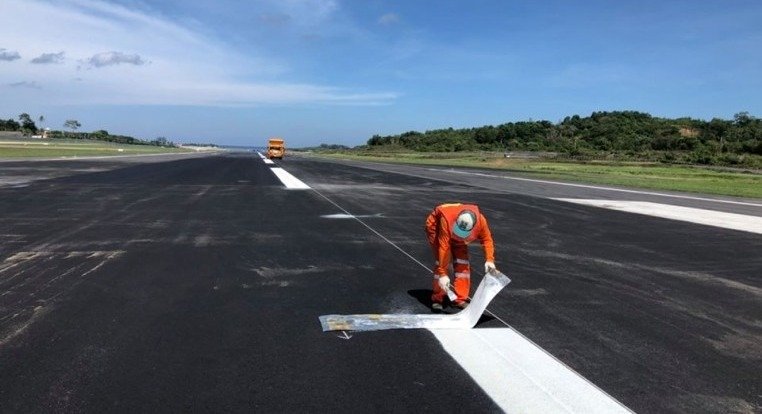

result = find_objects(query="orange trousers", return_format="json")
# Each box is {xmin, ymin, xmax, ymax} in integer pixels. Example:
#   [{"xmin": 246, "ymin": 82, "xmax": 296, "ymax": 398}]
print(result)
[{"xmin": 430, "ymin": 241, "xmax": 471, "ymax": 304}]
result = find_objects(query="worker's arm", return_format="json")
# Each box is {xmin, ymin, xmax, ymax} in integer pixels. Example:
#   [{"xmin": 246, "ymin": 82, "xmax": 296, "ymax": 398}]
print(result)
[
  {"xmin": 478, "ymin": 214, "xmax": 496, "ymax": 264},
  {"xmin": 435, "ymin": 216, "xmax": 451, "ymax": 275},
  {"xmin": 424, "ymin": 211, "xmax": 439, "ymax": 258}
]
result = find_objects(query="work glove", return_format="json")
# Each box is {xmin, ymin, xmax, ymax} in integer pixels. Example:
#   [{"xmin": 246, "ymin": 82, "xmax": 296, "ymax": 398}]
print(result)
[
  {"xmin": 484, "ymin": 261, "xmax": 497, "ymax": 275},
  {"xmin": 437, "ymin": 275, "xmax": 451, "ymax": 291}
]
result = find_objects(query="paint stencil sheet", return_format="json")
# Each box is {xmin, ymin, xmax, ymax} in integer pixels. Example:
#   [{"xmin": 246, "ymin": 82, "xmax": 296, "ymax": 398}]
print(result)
[{"xmin": 319, "ymin": 271, "xmax": 511, "ymax": 332}]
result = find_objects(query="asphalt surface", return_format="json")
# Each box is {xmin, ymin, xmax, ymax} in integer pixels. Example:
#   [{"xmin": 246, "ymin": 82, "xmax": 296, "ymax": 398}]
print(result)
[{"xmin": 1, "ymin": 152, "xmax": 760, "ymax": 413}]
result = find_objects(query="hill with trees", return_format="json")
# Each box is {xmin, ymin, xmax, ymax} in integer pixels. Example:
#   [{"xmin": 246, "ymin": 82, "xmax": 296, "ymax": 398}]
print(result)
[{"xmin": 366, "ymin": 111, "xmax": 762, "ymax": 168}]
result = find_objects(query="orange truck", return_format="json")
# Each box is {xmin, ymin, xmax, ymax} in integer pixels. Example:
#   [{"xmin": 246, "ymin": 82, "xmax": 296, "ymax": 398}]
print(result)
[{"xmin": 267, "ymin": 137, "xmax": 285, "ymax": 159}]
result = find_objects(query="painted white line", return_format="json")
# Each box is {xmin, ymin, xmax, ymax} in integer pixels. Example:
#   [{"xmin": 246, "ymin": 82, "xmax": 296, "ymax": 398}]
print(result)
[
  {"xmin": 439, "ymin": 169, "xmax": 762, "ymax": 207},
  {"xmin": 310, "ymin": 187, "xmax": 630, "ymax": 412},
  {"xmin": 257, "ymin": 151, "xmax": 274, "ymax": 163},
  {"xmin": 321, "ymin": 213, "xmax": 383, "ymax": 219},
  {"xmin": 432, "ymin": 328, "xmax": 631, "ymax": 413},
  {"xmin": 270, "ymin": 167, "xmax": 310, "ymax": 189},
  {"xmin": 556, "ymin": 199, "xmax": 762, "ymax": 235}
]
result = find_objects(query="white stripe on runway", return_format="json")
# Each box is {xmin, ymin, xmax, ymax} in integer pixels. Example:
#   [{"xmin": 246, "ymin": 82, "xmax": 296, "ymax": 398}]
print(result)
[
  {"xmin": 432, "ymin": 328, "xmax": 631, "ymax": 413},
  {"xmin": 440, "ymin": 169, "xmax": 762, "ymax": 207},
  {"xmin": 311, "ymin": 189, "xmax": 631, "ymax": 412},
  {"xmin": 556, "ymin": 199, "xmax": 762, "ymax": 234},
  {"xmin": 270, "ymin": 167, "xmax": 310, "ymax": 189},
  {"xmin": 263, "ymin": 158, "xmax": 274, "ymax": 164}
]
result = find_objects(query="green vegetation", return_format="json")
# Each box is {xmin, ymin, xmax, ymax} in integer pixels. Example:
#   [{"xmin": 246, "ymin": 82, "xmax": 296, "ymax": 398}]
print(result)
[
  {"xmin": 313, "ymin": 150, "xmax": 762, "ymax": 198},
  {"xmin": 0, "ymin": 137, "xmax": 191, "ymax": 158},
  {"xmin": 312, "ymin": 110, "xmax": 762, "ymax": 197},
  {"xmin": 1, "ymin": 112, "xmax": 220, "ymax": 159},
  {"xmin": 1, "ymin": 113, "xmax": 180, "ymax": 148},
  {"xmin": 365, "ymin": 111, "xmax": 762, "ymax": 169}
]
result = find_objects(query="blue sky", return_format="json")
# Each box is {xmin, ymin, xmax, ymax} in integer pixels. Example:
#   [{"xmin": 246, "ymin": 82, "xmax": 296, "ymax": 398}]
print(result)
[{"xmin": 1, "ymin": 0, "xmax": 761, "ymax": 147}]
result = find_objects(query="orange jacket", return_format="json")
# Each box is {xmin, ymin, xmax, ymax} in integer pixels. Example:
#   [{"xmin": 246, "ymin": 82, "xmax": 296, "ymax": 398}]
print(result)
[{"xmin": 425, "ymin": 203, "xmax": 495, "ymax": 275}]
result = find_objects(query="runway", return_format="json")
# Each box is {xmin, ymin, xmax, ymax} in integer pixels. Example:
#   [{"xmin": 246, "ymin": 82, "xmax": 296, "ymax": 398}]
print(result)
[{"xmin": 1, "ymin": 152, "xmax": 759, "ymax": 412}]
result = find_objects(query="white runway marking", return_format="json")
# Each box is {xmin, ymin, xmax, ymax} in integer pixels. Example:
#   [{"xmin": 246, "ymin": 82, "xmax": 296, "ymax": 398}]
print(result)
[
  {"xmin": 270, "ymin": 167, "xmax": 310, "ymax": 189},
  {"xmin": 432, "ymin": 328, "xmax": 631, "ymax": 413},
  {"xmin": 556, "ymin": 199, "xmax": 762, "ymax": 235},
  {"xmin": 310, "ymin": 187, "xmax": 631, "ymax": 412},
  {"xmin": 321, "ymin": 213, "xmax": 383, "ymax": 219},
  {"xmin": 440, "ymin": 169, "xmax": 762, "ymax": 207},
  {"xmin": 263, "ymin": 158, "xmax": 274, "ymax": 164}
]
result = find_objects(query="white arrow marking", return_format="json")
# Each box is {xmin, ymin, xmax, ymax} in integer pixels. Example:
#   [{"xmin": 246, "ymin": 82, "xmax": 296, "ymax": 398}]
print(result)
[{"xmin": 338, "ymin": 331, "xmax": 352, "ymax": 340}]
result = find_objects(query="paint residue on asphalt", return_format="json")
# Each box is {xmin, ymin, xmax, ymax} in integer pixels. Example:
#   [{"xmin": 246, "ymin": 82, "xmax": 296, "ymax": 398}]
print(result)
[
  {"xmin": 0, "ymin": 304, "xmax": 50, "ymax": 347},
  {"xmin": 250, "ymin": 265, "xmax": 323, "ymax": 278}
]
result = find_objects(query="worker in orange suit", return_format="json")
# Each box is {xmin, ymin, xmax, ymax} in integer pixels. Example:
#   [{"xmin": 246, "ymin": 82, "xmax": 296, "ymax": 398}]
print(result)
[{"xmin": 424, "ymin": 203, "xmax": 497, "ymax": 311}]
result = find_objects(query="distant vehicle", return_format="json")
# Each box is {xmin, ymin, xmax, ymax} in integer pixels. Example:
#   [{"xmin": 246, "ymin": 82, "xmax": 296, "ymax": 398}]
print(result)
[{"xmin": 267, "ymin": 137, "xmax": 285, "ymax": 159}]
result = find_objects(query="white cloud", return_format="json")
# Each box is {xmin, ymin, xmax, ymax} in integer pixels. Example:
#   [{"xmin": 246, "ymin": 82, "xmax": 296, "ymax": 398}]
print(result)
[
  {"xmin": 0, "ymin": 0, "xmax": 394, "ymax": 107},
  {"xmin": 9, "ymin": 81, "xmax": 42, "ymax": 89},
  {"xmin": 31, "ymin": 51, "xmax": 66, "ymax": 64},
  {"xmin": 258, "ymin": 13, "xmax": 292, "ymax": 27},
  {"xmin": 0, "ymin": 48, "xmax": 21, "ymax": 61},
  {"xmin": 275, "ymin": 0, "xmax": 338, "ymax": 26},
  {"xmin": 84, "ymin": 51, "xmax": 145, "ymax": 68},
  {"xmin": 378, "ymin": 13, "xmax": 400, "ymax": 26}
]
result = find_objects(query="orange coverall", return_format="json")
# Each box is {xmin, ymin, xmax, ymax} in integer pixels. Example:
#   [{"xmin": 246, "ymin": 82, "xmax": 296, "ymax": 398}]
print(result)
[{"xmin": 424, "ymin": 203, "xmax": 495, "ymax": 304}]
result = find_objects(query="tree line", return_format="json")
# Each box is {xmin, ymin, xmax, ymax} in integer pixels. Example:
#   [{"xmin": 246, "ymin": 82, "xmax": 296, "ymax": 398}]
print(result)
[
  {"xmin": 0, "ymin": 113, "xmax": 176, "ymax": 147},
  {"xmin": 366, "ymin": 111, "xmax": 762, "ymax": 167}
]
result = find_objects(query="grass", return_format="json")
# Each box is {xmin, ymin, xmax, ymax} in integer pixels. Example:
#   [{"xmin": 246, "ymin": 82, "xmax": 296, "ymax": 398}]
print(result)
[
  {"xmin": 309, "ymin": 150, "xmax": 762, "ymax": 199},
  {"xmin": 0, "ymin": 138, "xmax": 193, "ymax": 158}
]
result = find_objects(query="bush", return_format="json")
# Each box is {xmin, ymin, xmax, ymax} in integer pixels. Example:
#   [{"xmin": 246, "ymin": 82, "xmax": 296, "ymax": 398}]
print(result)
[
  {"xmin": 660, "ymin": 152, "xmax": 676, "ymax": 163},
  {"xmin": 689, "ymin": 147, "xmax": 714, "ymax": 165}
]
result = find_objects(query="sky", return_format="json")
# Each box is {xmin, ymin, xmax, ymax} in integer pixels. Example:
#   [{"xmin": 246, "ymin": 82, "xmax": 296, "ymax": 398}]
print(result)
[{"xmin": 1, "ymin": 0, "xmax": 761, "ymax": 147}]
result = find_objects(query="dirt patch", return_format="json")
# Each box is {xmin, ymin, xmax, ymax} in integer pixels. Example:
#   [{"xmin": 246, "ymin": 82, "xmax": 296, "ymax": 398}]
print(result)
[
  {"xmin": 679, "ymin": 127, "xmax": 700, "ymax": 138},
  {"xmin": 671, "ymin": 393, "xmax": 757, "ymax": 413},
  {"xmin": 706, "ymin": 332, "xmax": 762, "ymax": 360}
]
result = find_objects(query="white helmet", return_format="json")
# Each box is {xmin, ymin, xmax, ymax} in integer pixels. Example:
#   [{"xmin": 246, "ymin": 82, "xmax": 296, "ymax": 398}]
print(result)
[{"xmin": 454, "ymin": 210, "xmax": 476, "ymax": 238}]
